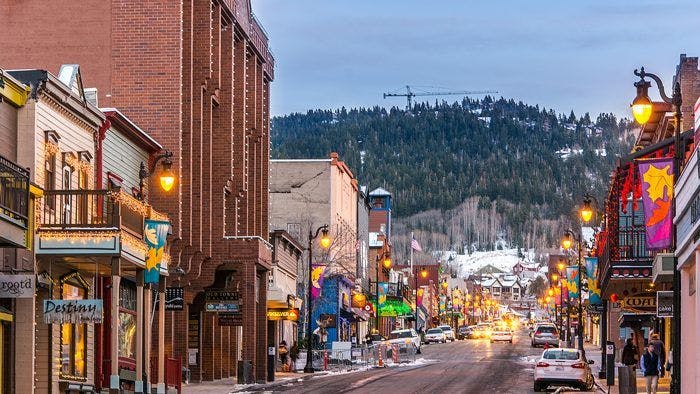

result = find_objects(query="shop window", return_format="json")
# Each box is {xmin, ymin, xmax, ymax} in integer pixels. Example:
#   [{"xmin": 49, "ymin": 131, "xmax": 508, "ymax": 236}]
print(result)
[
  {"xmin": 59, "ymin": 272, "xmax": 89, "ymax": 380},
  {"xmin": 118, "ymin": 280, "xmax": 137, "ymax": 359}
]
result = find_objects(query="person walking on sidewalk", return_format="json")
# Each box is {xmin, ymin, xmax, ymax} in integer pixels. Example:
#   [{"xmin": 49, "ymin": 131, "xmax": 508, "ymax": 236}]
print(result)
[
  {"xmin": 648, "ymin": 333, "xmax": 666, "ymax": 377},
  {"xmin": 622, "ymin": 338, "xmax": 639, "ymax": 370},
  {"xmin": 641, "ymin": 344, "xmax": 662, "ymax": 394}
]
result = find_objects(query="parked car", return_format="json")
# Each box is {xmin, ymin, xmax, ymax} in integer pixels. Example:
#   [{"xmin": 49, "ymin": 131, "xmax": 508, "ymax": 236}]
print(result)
[
  {"xmin": 457, "ymin": 326, "xmax": 473, "ymax": 340},
  {"xmin": 490, "ymin": 329, "xmax": 513, "ymax": 343},
  {"xmin": 388, "ymin": 329, "xmax": 422, "ymax": 353},
  {"xmin": 475, "ymin": 322, "xmax": 493, "ymax": 339},
  {"xmin": 531, "ymin": 324, "xmax": 559, "ymax": 348},
  {"xmin": 533, "ymin": 348, "xmax": 594, "ymax": 392},
  {"xmin": 424, "ymin": 327, "xmax": 447, "ymax": 344},
  {"xmin": 366, "ymin": 332, "xmax": 387, "ymax": 346},
  {"xmin": 437, "ymin": 325, "xmax": 456, "ymax": 341}
]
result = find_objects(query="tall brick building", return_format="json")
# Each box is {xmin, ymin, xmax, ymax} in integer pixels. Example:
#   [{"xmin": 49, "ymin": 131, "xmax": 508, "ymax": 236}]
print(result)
[{"xmin": 0, "ymin": 0, "xmax": 274, "ymax": 385}]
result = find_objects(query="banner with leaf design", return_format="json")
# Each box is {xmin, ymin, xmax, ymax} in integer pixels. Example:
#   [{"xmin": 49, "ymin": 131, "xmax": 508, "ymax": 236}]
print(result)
[
  {"xmin": 566, "ymin": 266, "xmax": 579, "ymax": 300},
  {"xmin": 311, "ymin": 264, "xmax": 327, "ymax": 300},
  {"xmin": 638, "ymin": 158, "xmax": 674, "ymax": 250},
  {"xmin": 585, "ymin": 257, "xmax": 602, "ymax": 305},
  {"xmin": 144, "ymin": 219, "xmax": 170, "ymax": 284}
]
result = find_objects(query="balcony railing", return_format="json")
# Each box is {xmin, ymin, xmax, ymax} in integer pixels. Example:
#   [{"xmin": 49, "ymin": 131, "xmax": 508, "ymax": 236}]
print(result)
[
  {"xmin": 41, "ymin": 189, "xmax": 118, "ymax": 228},
  {"xmin": 0, "ymin": 154, "xmax": 30, "ymax": 229}
]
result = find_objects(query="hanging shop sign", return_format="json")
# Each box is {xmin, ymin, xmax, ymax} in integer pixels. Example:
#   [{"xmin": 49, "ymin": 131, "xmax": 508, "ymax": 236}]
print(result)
[
  {"xmin": 267, "ymin": 308, "xmax": 300, "ymax": 321},
  {"xmin": 0, "ymin": 274, "xmax": 35, "ymax": 298},
  {"xmin": 656, "ymin": 291, "xmax": 673, "ymax": 317},
  {"xmin": 218, "ymin": 312, "xmax": 243, "ymax": 326},
  {"xmin": 205, "ymin": 289, "xmax": 241, "ymax": 312},
  {"xmin": 43, "ymin": 299, "xmax": 103, "ymax": 324},
  {"xmin": 621, "ymin": 293, "xmax": 656, "ymax": 313},
  {"xmin": 319, "ymin": 313, "xmax": 337, "ymax": 328},
  {"xmin": 153, "ymin": 287, "xmax": 184, "ymax": 311}
]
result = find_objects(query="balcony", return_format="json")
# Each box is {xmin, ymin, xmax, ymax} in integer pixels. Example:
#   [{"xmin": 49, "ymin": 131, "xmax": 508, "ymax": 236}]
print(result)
[
  {"xmin": 36, "ymin": 188, "xmax": 170, "ymax": 271},
  {"xmin": 0, "ymin": 154, "xmax": 30, "ymax": 248}
]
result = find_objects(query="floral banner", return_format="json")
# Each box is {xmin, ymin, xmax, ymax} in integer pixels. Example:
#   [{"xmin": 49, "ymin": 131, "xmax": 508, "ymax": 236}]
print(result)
[
  {"xmin": 566, "ymin": 266, "xmax": 579, "ymax": 300},
  {"xmin": 311, "ymin": 265, "xmax": 327, "ymax": 300},
  {"xmin": 144, "ymin": 219, "xmax": 170, "ymax": 284},
  {"xmin": 378, "ymin": 282, "xmax": 389, "ymax": 306},
  {"xmin": 585, "ymin": 257, "xmax": 602, "ymax": 305},
  {"xmin": 638, "ymin": 158, "xmax": 674, "ymax": 250},
  {"xmin": 416, "ymin": 287, "xmax": 424, "ymax": 307}
]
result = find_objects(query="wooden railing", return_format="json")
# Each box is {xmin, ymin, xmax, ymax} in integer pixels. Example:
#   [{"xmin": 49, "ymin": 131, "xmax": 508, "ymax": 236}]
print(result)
[
  {"xmin": 40, "ymin": 189, "xmax": 118, "ymax": 228},
  {"xmin": 0, "ymin": 154, "xmax": 30, "ymax": 228}
]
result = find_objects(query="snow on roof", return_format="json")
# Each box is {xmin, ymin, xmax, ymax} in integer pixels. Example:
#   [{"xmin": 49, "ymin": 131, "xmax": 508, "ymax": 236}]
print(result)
[{"xmin": 369, "ymin": 187, "xmax": 392, "ymax": 197}]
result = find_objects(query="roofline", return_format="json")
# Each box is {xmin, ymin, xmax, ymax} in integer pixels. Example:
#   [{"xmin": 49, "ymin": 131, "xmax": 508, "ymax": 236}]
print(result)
[
  {"xmin": 101, "ymin": 108, "xmax": 163, "ymax": 152},
  {"xmin": 271, "ymin": 159, "xmax": 332, "ymax": 163}
]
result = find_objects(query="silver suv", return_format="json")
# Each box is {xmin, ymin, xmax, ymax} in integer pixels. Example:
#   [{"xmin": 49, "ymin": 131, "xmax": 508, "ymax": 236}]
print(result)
[{"xmin": 531, "ymin": 324, "xmax": 559, "ymax": 347}]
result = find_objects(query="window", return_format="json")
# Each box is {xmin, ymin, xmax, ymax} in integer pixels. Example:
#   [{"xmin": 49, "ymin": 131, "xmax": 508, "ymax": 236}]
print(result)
[
  {"xmin": 44, "ymin": 150, "xmax": 56, "ymax": 209},
  {"xmin": 62, "ymin": 166, "xmax": 73, "ymax": 224},
  {"xmin": 118, "ymin": 280, "xmax": 137, "ymax": 359},
  {"xmin": 77, "ymin": 169, "xmax": 88, "ymax": 224},
  {"xmin": 60, "ymin": 274, "xmax": 88, "ymax": 379}
]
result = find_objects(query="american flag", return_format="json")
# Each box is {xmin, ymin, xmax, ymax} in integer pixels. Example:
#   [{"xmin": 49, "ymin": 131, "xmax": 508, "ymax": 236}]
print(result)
[{"xmin": 411, "ymin": 236, "xmax": 422, "ymax": 252}]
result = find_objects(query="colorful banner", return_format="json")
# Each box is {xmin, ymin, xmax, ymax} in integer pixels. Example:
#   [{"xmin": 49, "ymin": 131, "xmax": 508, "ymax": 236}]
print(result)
[
  {"xmin": 144, "ymin": 219, "xmax": 170, "ymax": 284},
  {"xmin": 311, "ymin": 264, "xmax": 327, "ymax": 300},
  {"xmin": 378, "ymin": 282, "xmax": 388, "ymax": 306},
  {"xmin": 585, "ymin": 257, "xmax": 602, "ymax": 305},
  {"xmin": 566, "ymin": 266, "xmax": 580, "ymax": 300},
  {"xmin": 638, "ymin": 158, "xmax": 674, "ymax": 250},
  {"xmin": 416, "ymin": 287, "xmax": 424, "ymax": 307}
]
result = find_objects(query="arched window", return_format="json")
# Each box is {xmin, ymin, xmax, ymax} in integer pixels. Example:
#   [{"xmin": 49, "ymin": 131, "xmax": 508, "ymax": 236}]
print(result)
[{"xmin": 59, "ymin": 272, "xmax": 89, "ymax": 379}]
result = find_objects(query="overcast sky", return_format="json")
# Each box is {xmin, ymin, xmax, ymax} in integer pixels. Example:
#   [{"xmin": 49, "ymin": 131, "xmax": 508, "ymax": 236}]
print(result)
[{"xmin": 253, "ymin": 0, "xmax": 699, "ymax": 119}]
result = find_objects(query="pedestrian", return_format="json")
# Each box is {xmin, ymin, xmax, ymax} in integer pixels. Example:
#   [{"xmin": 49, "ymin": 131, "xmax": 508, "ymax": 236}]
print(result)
[
  {"xmin": 641, "ymin": 344, "xmax": 662, "ymax": 394},
  {"xmin": 289, "ymin": 341, "xmax": 299, "ymax": 371},
  {"xmin": 621, "ymin": 338, "xmax": 639, "ymax": 370},
  {"xmin": 649, "ymin": 333, "xmax": 666, "ymax": 377},
  {"xmin": 278, "ymin": 340, "xmax": 289, "ymax": 372}
]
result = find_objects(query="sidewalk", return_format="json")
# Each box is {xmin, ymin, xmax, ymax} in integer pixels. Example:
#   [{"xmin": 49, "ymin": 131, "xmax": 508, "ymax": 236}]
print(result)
[
  {"xmin": 182, "ymin": 371, "xmax": 311, "ymax": 394},
  {"xmin": 584, "ymin": 344, "xmax": 670, "ymax": 394}
]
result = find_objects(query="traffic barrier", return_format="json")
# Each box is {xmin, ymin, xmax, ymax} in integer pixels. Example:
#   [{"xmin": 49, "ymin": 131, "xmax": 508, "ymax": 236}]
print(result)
[{"xmin": 323, "ymin": 349, "xmax": 329, "ymax": 371}]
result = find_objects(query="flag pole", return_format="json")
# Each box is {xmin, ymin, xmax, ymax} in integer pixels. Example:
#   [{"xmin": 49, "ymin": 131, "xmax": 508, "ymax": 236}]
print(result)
[{"xmin": 410, "ymin": 232, "xmax": 414, "ymax": 271}]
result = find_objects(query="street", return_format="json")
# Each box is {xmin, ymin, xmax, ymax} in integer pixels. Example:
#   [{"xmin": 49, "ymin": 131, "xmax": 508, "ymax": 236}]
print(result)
[{"xmin": 236, "ymin": 329, "xmax": 594, "ymax": 394}]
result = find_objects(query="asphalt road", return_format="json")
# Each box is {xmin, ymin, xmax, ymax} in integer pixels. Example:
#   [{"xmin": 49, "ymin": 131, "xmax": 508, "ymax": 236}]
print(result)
[{"xmin": 245, "ymin": 329, "xmax": 596, "ymax": 394}]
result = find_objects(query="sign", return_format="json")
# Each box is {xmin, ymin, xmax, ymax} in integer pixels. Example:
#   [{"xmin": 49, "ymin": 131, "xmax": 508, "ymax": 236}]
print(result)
[
  {"xmin": 218, "ymin": 312, "xmax": 243, "ymax": 326},
  {"xmin": 319, "ymin": 313, "xmax": 336, "ymax": 328},
  {"xmin": 657, "ymin": 291, "xmax": 673, "ymax": 317},
  {"xmin": 0, "ymin": 274, "xmax": 35, "ymax": 298},
  {"xmin": 43, "ymin": 299, "xmax": 103, "ymax": 324},
  {"xmin": 378, "ymin": 283, "xmax": 388, "ymax": 306},
  {"xmin": 638, "ymin": 158, "xmax": 674, "ymax": 250},
  {"xmin": 144, "ymin": 219, "xmax": 170, "ymax": 284},
  {"xmin": 205, "ymin": 303, "xmax": 240, "ymax": 312},
  {"xmin": 387, "ymin": 283, "xmax": 398, "ymax": 297},
  {"xmin": 621, "ymin": 293, "xmax": 656, "ymax": 313},
  {"xmin": 205, "ymin": 289, "xmax": 241, "ymax": 302},
  {"xmin": 154, "ymin": 287, "xmax": 184, "ymax": 311},
  {"xmin": 188, "ymin": 349, "xmax": 198, "ymax": 366},
  {"xmin": 188, "ymin": 311, "xmax": 199, "ymax": 349},
  {"xmin": 267, "ymin": 308, "xmax": 300, "ymax": 321}
]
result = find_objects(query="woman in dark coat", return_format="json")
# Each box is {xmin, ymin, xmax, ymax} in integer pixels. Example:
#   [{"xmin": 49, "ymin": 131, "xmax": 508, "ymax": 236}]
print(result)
[{"xmin": 621, "ymin": 338, "xmax": 639, "ymax": 368}]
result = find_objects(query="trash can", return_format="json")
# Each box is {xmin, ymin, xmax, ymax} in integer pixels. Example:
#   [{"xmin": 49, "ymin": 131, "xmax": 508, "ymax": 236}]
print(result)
[
  {"xmin": 618, "ymin": 365, "xmax": 637, "ymax": 394},
  {"xmin": 237, "ymin": 360, "xmax": 253, "ymax": 384}
]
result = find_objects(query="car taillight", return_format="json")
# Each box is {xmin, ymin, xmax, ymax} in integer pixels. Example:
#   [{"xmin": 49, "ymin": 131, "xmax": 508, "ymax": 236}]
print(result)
[
  {"xmin": 571, "ymin": 362, "xmax": 585, "ymax": 369},
  {"xmin": 534, "ymin": 331, "xmax": 541, "ymax": 335},
  {"xmin": 536, "ymin": 362, "xmax": 550, "ymax": 367}
]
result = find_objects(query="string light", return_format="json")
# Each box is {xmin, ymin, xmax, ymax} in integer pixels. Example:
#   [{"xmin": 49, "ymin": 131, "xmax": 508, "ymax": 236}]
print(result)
[
  {"xmin": 64, "ymin": 154, "xmax": 93, "ymax": 178},
  {"xmin": 109, "ymin": 190, "xmax": 149, "ymax": 216},
  {"xmin": 39, "ymin": 230, "xmax": 120, "ymax": 242},
  {"xmin": 45, "ymin": 141, "xmax": 61, "ymax": 157},
  {"xmin": 121, "ymin": 231, "xmax": 148, "ymax": 257}
]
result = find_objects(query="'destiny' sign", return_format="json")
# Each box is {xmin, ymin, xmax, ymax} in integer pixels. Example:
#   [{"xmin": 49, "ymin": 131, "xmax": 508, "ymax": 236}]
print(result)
[{"xmin": 43, "ymin": 299, "xmax": 103, "ymax": 324}]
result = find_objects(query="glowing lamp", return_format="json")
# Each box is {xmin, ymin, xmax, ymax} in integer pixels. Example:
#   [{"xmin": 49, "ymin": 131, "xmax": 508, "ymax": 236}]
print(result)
[
  {"xmin": 382, "ymin": 257, "xmax": 392, "ymax": 270},
  {"xmin": 545, "ymin": 296, "xmax": 551, "ymax": 303},
  {"xmin": 420, "ymin": 268, "xmax": 428, "ymax": 279},
  {"xmin": 548, "ymin": 288, "xmax": 554, "ymax": 297},
  {"xmin": 580, "ymin": 199, "xmax": 593, "ymax": 223},
  {"xmin": 561, "ymin": 233, "xmax": 573, "ymax": 250},
  {"xmin": 631, "ymin": 79, "xmax": 653, "ymax": 125},
  {"xmin": 551, "ymin": 274, "xmax": 559, "ymax": 283},
  {"xmin": 158, "ymin": 160, "xmax": 176, "ymax": 192},
  {"xmin": 319, "ymin": 228, "xmax": 331, "ymax": 249},
  {"xmin": 557, "ymin": 261, "xmax": 565, "ymax": 273},
  {"xmin": 442, "ymin": 280, "xmax": 448, "ymax": 289}
]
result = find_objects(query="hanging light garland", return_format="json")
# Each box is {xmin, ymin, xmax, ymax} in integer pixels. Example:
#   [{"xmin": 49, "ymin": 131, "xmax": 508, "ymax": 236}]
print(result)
[
  {"xmin": 45, "ymin": 141, "xmax": 61, "ymax": 157},
  {"xmin": 120, "ymin": 231, "xmax": 148, "ymax": 257},
  {"xmin": 64, "ymin": 154, "xmax": 93, "ymax": 178},
  {"xmin": 39, "ymin": 230, "xmax": 120, "ymax": 243},
  {"xmin": 108, "ymin": 190, "xmax": 149, "ymax": 216}
]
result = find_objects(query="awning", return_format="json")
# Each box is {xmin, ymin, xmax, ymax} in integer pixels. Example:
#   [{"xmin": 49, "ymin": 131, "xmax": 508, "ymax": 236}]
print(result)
[
  {"xmin": 0, "ymin": 306, "xmax": 13, "ymax": 322},
  {"xmin": 618, "ymin": 313, "xmax": 656, "ymax": 328}
]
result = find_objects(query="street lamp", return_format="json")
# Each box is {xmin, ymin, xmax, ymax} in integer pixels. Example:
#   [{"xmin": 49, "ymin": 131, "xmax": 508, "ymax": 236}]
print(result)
[
  {"xmin": 556, "ymin": 260, "xmax": 566, "ymax": 341},
  {"xmin": 632, "ymin": 67, "xmax": 683, "ymax": 393},
  {"xmin": 137, "ymin": 150, "xmax": 175, "ymax": 201},
  {"xmin": 414, "ymin": 267, "xmax": 427, "ymax": 330},
  {"xmin": 562, "ymin": 229, "xmax": 584, "ymax": 356},
  {"xmin": 375, "ymin": 251, "xmax": 392, "ymax": 334},
  {"xmin": 304, "ymin": 224, "xmax": 330, "ymax": 374}
]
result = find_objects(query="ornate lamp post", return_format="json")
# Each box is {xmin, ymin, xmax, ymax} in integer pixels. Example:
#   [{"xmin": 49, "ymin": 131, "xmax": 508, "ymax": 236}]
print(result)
[
  {"xmin": 562, "ymin": 230, "xmax": 584, "ymax": 356},
  {"xmin": 631, "ymin": 67, "xmax": 683, "ymax": 393},
  {"xmin": 304, "ymin": 225, "xmax": 331, "ymax": 374},
  {"xmin": 375, "ymin": 252, "xmax": 392, "ymax": 333}
]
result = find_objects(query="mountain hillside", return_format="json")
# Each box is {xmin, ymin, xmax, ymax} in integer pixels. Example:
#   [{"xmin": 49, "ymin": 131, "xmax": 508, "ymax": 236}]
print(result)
[{"xmin": 271, "ymin": 97, "xmax": 635, "ymax": 254}]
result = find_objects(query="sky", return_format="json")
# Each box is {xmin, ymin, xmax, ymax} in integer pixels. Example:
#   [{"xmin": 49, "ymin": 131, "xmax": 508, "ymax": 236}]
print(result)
[{"xmin": 253, "ymin": 0, "xmax": 700, "ymax": 119}]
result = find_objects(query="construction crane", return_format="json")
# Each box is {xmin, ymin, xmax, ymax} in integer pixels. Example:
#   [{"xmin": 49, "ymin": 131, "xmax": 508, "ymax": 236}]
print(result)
[{"xmin": 383, "ymin": 85, "xmax": 498, "ymax": 110}]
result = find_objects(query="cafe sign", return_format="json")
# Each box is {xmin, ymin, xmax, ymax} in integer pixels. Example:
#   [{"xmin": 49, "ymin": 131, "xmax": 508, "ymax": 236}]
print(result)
[
  {"xmin": 267, "ymin": 308, "xmax": 299, "ymax": 321},
  {"xmin": 0, "ymin": 274, "xmax": 35, "ymax": 298},
  {"xmin": 620, "ymin": 293, "xmax": 656, "ymax": 313},
  {"xmin": 43, "ymin": 299, "xmax": 103, "ymax": 324},
  {"xmin": 657, "ymin": 291, "xmax": 673, "ymax": 317}
]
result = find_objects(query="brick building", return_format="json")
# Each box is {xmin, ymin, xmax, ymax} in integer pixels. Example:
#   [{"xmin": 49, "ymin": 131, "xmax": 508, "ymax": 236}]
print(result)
[{"xmin": 0, "ymin": 0, "xmax": 275, "ymax": 386}]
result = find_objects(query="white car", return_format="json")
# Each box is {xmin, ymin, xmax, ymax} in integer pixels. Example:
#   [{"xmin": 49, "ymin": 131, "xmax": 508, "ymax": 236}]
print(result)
[
  {"xmin": 490, "ymin": 329, "xmax": 513, "ymax": 343},
  {"xmin": 437, "ymin": 325, "xmax": 456, "ymax": 341},
  {"xmin": 424, "ymin": 327, "xmax": 447, "ymax": 343},
  {"xmin": 533, "ymin": 348, "xmax": 594, "ymax": 392},
  {"xmin": 388, "ymin": 329, "xmax": 422, "ymax": 353}
]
